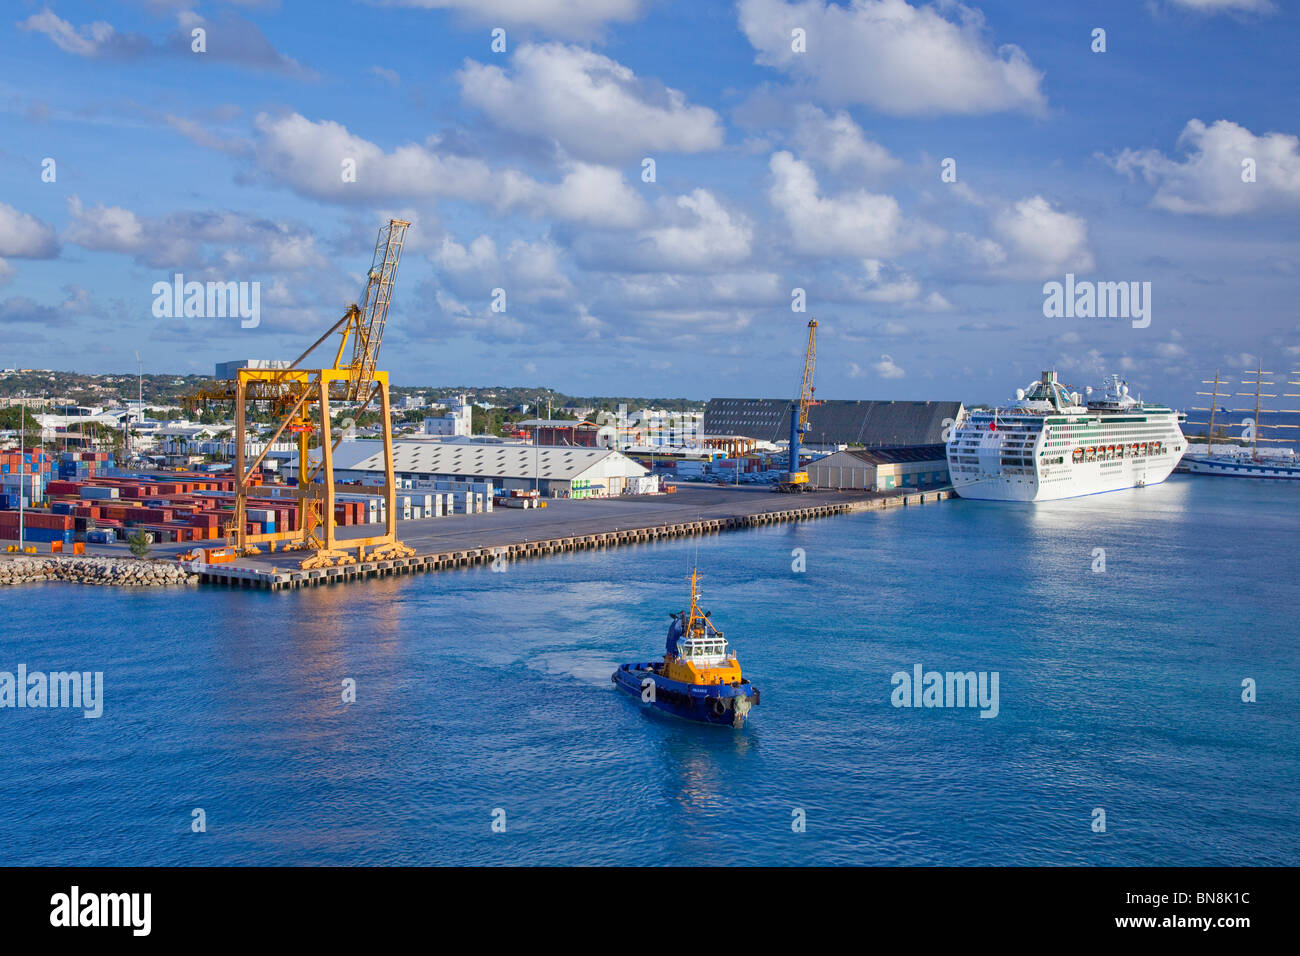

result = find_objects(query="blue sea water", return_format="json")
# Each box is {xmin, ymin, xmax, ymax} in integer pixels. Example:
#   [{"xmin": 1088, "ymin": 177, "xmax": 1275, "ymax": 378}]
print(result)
[{"xmin": 1, "ymin": 476, "xmax": 1296, "ymax": 866}]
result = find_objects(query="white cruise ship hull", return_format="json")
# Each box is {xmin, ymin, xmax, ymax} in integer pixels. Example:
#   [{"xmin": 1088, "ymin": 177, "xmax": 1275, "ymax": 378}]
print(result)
[{"xmin": 948, "ymin": 452, "xmax": 1180, "ymax": 501}]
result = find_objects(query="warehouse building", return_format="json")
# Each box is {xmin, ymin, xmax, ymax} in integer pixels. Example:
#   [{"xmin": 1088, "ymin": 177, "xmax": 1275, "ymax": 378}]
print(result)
[
  {"xmin": 287, "ymin": 440, "xmax": 648, "ymax": 497},
  {"xmin": 807, "ymin": 444, "xmax": 950, "ymax": 492},
  {"xmin": 704, "ymin": 399, "xmax": 962, "ymax": 451}
]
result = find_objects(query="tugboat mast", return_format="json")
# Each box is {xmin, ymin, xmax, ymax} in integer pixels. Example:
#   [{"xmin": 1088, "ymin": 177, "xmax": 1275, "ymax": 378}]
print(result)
[{"xmin": 685, "ymin": 568, "xmax": 721, "ymax": 642}]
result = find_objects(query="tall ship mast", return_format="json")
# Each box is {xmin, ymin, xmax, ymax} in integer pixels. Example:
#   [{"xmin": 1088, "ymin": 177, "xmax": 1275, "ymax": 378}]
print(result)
[
  {"xmin": 945, "ymin": 370, "xmax": 1187, "ymax": 501},
  {"xmin": 1181, "ymin": 363, "xmax": 1300, "ymax": 480}
]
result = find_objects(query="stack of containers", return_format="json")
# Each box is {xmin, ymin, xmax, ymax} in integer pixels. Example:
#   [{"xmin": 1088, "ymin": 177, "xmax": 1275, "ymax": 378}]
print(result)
[
  {"xmin": 58, "ymin": 451, "xmax": 114, "ymax": 481},
  {"xmin": 1, "ymin": 449, "xmax": 54, "ymax": 508},
  {"xmin": 246, "ymin": 507, "xmax": 277, "ymax": 535},
  {"xmin": 0, "ymin": 510, "xmax": 74, "ymax": 543}
]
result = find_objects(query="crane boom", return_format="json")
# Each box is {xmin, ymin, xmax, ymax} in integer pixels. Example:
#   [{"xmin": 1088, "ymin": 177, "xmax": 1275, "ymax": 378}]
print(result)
[
  {"xmin": 347, "ymin": 219, "xmax": 408, "ymax": 399},
  {"xmin": 777, "ymin": 318, "xmax": 818, "ymax": 492},
  {"xmin": 797, "ymin": 318, "xmax": 817, "ymax": 431}
]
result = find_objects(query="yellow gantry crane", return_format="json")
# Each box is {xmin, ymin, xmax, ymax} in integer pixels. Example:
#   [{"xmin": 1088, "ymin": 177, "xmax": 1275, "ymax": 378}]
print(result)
[
  {"xmin": 187, "ymin": 219, "xmax": 415, "ymax": 569},
  {"xmin": 776, "ymin": 317, "xmax": 818, "ymax": 492}
]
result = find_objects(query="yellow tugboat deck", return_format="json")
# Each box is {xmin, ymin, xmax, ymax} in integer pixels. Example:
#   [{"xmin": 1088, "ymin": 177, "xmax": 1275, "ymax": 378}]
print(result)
[{"xmin": 663, "ymin": 569, "xmax": 745, "ymax": 686}]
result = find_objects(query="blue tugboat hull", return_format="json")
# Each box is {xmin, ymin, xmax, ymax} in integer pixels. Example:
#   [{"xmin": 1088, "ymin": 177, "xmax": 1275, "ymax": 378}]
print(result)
[{"xmin": 612, "ymin": 662, "xmax": 760, "ymax": 728}]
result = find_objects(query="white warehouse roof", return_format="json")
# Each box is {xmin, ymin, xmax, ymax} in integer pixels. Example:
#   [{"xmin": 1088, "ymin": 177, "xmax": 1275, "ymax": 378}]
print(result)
[{"xmin": 319, "ymin": 440, "xmax": 648, "ymax": 482}]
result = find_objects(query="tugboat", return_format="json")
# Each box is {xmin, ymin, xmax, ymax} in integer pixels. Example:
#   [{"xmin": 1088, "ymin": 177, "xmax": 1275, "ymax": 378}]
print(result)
[{"xmin": 612, "ymin": 569, "xmax": 760, "ymax": 728}]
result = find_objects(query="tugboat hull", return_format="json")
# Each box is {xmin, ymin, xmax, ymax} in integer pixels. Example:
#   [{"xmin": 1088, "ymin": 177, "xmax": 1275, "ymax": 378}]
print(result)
[{"xmin": 612, "ymin": 662, "xmax": 760, "ymax": 728}]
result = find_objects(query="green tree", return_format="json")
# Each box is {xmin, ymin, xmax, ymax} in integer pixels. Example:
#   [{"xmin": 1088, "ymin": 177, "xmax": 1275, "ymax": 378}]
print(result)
[
  {"xmin": 127, "ymin": 529, "xmax": 152, "ymax": 559},
  {"xmin": 0, "ymin": 406, "xmax": 40, "ymax": 432}
]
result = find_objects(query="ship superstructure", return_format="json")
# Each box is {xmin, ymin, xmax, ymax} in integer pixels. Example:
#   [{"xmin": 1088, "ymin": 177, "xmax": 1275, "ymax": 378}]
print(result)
[{"xmin": 946, "ymin": 371, "xmax": 1187, "ymax": 501}]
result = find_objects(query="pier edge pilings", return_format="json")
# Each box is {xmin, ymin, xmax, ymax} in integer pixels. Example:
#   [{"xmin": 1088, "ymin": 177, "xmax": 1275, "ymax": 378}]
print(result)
[{"xmin": 198, "ymin": 489, "xmax": 952, "ymax": 592}]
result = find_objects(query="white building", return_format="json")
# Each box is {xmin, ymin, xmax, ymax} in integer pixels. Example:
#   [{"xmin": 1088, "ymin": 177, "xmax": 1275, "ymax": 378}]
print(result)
[
  {"xmin": 287, "ymin": 439, "xmax": 649, "ymax": 497},
  {"xmin": 424, "ymin": 395, "xmax": 473, "ymax": 437}
]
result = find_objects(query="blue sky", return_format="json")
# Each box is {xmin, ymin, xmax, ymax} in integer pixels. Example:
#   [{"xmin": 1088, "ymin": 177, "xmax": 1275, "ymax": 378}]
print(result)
[{"xmin": 1, "ymin": 0, "xmax": 1297, "ymax": 406}]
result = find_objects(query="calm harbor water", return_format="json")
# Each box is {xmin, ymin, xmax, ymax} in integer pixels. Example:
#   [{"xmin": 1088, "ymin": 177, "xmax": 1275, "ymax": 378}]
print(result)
[{"xmin": 1, "ymin": 476, "xmax": 1296, "ymax": 866}]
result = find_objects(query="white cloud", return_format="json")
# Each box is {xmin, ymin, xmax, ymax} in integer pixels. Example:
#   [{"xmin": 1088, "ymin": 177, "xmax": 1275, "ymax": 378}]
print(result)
[
  {"xmin": 768, "ymin": 151, "xmax": 938, "ymax": 257},
  {"xmin": 17, "ymin": 10, "xmax": 143, "ymax": 57},
  {"xmin": 20, "ymin": 8, "xmax": 308, "ymax": 74},
  {"xmin": 0, "ymin": 203, "xmax": 59, "ymax": 259},
  {"xmin": 516, "ymin": 162, "xmax": 647, "ymax": 228},
  {"xmin": 63, "ymin": 197, "xmax": 145, "ymax": 253},
  {"xmin": 874, "ymin": 354, "xmax": 906, "ymax": 378},
  {"xmin": 837, "ymin": 259, "xmax": 923, "ymax": 303},
  {"xmin": 433, "ymin": 234, "xmax": 573, "ymax": 302},
  {"xmin": 1105, "ymin": 119, "xmax": 1300, "ymax": 215},
  {"xmin": 0, "ymin": 285, "xmax": 105, "ymax": 326},
  {"xmin": 993, "ymin": 196, "xmax": 1092, "ymax": 273},
  {"xmin": 570, "ymin": 188, "xmax": 753, "ymax": 271},
  {"xmin": 253, "ymin": 112, "xmax": 495, "ymax": 202},
  {"xmin": 966, "ymin": 195, "xmax": 1093, "ymax": 278},
  {"xmin": 1164, "ymin": 0, "xmax": 1274, "ymax": 13},
  {"xmin": 385, "ymin": 0, "xmax": 643, "ymax": 39},
  {"xmin": 598, "ymin": 271, "xmax": 780, "ymax": 311},
  {"xmin": 459, "ymin": 43, "xmax": 723, "ymax": 163},
  {"xmin": 634, "ymin": 190, "xmax": 752, "ymax": 271},
  {"xmin": 252, "ymin": 112, "xmax": 646, "ymax": 227},
  {"xmin": 790, "ymin": 104, "xmax": 900, "ymax": 175},
  {"xmin": 63, "ymin": 196, "xmax": 326, "ymax": 274},
  {"xmin": 738, "ymin": 0, "xmax": 1046, "ymax": 116}
]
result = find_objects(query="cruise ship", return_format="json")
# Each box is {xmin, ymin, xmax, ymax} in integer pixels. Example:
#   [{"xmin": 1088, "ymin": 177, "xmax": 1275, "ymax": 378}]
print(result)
[{"xmin": 946, "ymin": 371, "xmax": 1187, "ymax": 501}]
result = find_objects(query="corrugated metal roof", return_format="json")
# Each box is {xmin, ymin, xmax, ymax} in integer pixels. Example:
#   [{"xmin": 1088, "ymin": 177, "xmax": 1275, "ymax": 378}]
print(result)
[
  {"xmin": 516, "ymin": 419, "xmax": 597, "ymax": 428},
  {"xmin": 316, "ymin": 440, "xmax": 646, "ymax": 481},
  {"xmin": 830, "ymin": 444, "xmax": 948, "ymax": 465},
  {"xmin": 705, "ymin": 398, "xmax": 962, "ymax": 446}
]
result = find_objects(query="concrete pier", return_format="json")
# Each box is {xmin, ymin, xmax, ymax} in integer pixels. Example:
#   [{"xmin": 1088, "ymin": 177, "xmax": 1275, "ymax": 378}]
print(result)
[{"xmin": 199, "ymin": 485, "xmax": 952, "ymax": 591}]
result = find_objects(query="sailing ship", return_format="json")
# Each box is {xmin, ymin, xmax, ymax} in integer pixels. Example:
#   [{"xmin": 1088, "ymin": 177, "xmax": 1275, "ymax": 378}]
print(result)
[{"xmin": 1181, "ymin": 365, "xmax": 1300, "ymax": 480}]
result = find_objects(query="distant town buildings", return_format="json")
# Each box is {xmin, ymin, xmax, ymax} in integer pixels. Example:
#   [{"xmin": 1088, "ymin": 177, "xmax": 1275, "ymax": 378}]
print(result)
[{"xmin": 423, "ymin": 395, "xmax": 473, "ymax": 437}]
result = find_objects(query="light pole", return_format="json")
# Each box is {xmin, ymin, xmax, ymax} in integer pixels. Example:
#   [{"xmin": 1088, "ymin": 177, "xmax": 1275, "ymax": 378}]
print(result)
[
  {"xmin": 18, "ymin": 390, "xmax": 26, "ymax": 550},
  {"xmin": 135, "ymin": 351, "xmax": 143, "ymax": 463}
]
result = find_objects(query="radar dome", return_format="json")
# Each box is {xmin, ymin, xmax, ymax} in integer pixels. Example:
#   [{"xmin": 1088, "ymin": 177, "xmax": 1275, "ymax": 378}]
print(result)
[{"xmin": 1015, "ymin": 388, "xmax": 1025, "ymax": 400}]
